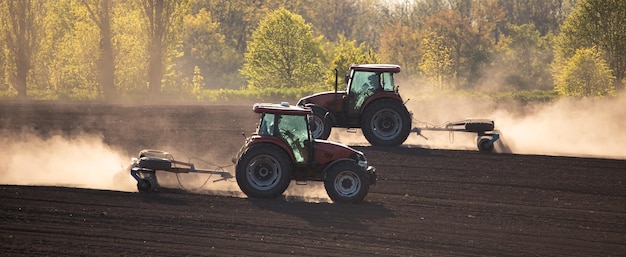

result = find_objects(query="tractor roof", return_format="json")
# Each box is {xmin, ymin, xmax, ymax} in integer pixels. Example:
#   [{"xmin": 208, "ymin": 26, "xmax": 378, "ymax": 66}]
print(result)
[
  {"xmin": 350, "ymin": 64, "xmax": 401, "ymax": 73},
  {"xmin": 253, "ymin": 102, "xmax": 312, "ymax": 116}
]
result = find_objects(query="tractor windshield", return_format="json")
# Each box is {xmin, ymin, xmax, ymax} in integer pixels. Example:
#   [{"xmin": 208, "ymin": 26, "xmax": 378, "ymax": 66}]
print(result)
[
  {"xmin": 348, "ymin": 71, "xmax": 396, "ymax": 110},
  {"xmin": 258, "ymin": 113, "xmax": 310, "ymax": 164},
  {"xmin": 277, "ymin": 115, "xmax": 310, "ymax": 164}
]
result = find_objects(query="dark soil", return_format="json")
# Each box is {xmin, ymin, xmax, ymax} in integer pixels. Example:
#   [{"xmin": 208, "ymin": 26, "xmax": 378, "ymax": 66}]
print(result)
[{"xmin": 1, "ymin": 101, "xmax": 624, "ymax": 256}]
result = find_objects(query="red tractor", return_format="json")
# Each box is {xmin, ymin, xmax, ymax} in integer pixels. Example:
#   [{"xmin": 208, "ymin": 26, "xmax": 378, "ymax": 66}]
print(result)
[
  {"xmin": 131, "ymin": 102, "xmax": 377, "ymax": 203},
  {"xmin": 234, "ymin": 103, "xmax": 376, "ymax": 203},
  {"xmin": 297, "ymin": 64, "xmax": 412, "ymax": 146}
]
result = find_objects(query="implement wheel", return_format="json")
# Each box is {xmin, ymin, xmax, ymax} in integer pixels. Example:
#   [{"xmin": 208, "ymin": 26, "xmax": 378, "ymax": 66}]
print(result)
[
  {"xmin": 136, "ymin": 171, "xmax": 158, "ymax": 192},
  {"xmin": 477, "ymin": 137, "xmax": 495, "ymax": 152}
]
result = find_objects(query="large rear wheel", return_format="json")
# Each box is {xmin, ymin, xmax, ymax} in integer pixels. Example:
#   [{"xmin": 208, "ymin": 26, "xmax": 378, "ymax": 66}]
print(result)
[
  {"xmin": 361, "ymin": 100, "xmax": 411, "ymax": 146},
  {"xmin": 236, "ymin": 144, "xmax": 293, "ymax": 199},
  {"xmin": 309, "ymin": 106, "xmax": 332, "ymax": 140},
  {"xmin": 324, "ymin": 161, "xmax": 369, "ymax": 203}
]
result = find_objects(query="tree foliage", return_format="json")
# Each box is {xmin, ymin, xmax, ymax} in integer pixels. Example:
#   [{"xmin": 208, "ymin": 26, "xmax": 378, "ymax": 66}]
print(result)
[
  {"xmin": 493, "ymin": 23, "xmax": 554, "ymax": 90},
  {"xmin": 143, "ymin": 0, "xmax": 189, "ymax": 96},
  {"xmin": 36, "ymin": 0, "xmax": 100, "ymax": 99},
  {"xmin": 554, "ymin": 48, "xmax": 615, "ymax": 96},
  {"xmin": 183, "ymin": 8, "xmax": 240, "ymax": 89},
  {"xmin": 419, "ymin": 30, "xmax": 454, "ymax": 89},
  {"xmin": 555, "ymin": 0, "xmax": 626, "ymax": 87},
  {"xmin": 3, "ymin": 0, "xmax": 620, "ymax": 101},
  {"xmin": 241, "ymin": 8, "xmax": 323, "ymax": 89},
  {"xmin": 82, "ymin": 0, "xmax": 116, "ymax": 100},
  {"xmin": 325, "ymin": 34, "xmax": 379, "ymax": 89},
  {"xmin": 378, "ymin": 23, "xmax": 421, "ymax": 77},
  {"xmin": 1, "ymin": 0, "xmax": 44, "ymax": 97}
]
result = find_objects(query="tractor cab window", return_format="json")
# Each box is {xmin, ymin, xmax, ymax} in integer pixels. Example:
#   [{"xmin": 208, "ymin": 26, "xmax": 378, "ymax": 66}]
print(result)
[
  {"xmin": 349, "ymin": 71, "xmax": 382, "ymax": 110},
  {"xmin": 277, "ymin": 115, "xmax": 310, "ymax": 164},
  {"xmin": 258, "ymin": 113, "xmax": 275, "ymax": 135},
  {"xmin": 381, "ymin": 72, "xmax": 395, "ymax": 92}
]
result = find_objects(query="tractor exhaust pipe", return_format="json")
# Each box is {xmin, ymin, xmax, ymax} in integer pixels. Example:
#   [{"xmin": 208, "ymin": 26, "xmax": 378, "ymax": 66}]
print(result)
[{"xmin": 334, "ymin": 68, "xmax": 338, "ymax": 93}]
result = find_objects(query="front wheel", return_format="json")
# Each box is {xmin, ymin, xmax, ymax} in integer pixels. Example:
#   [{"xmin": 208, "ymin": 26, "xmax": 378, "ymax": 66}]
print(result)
[
  {"xmin": 324, "ymin": 161, "xmax": 369, "ymax": 203},
  {"xmin": 361, "ymin": 100, "xmax": 411, "ymax": 146},
  {"xmin": 236, "ymin": 144, "xmax": 293, "ymax": 199}
]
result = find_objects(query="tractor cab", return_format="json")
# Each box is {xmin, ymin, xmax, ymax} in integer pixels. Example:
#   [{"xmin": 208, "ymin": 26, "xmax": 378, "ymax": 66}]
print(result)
[
  {"xmin": 254, "ymin": 102, "xmax": 312, "ymax": 165},
  {"xmin": 346, "ymin": 64, "xmax": 400, "ymax": 112},
  {"xmin": 248, "ymin": 102, "xmax": 368, "ymax": 170},
  {"xmin": 297, "ymin": 64, "xmax": 411, "ymax": 146}
]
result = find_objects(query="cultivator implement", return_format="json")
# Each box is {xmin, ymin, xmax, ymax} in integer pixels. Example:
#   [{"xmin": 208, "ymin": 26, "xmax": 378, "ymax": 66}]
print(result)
[
  {"xmin": 411, "ymin": 119, "xmax": 500, "ymax": 152},
  {"xmin": 129, "ymin": 149, "xmax": 233, "ymax": 192}
]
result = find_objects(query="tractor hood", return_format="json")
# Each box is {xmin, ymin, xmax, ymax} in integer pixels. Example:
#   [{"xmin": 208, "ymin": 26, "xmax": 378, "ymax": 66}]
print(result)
[
  {"xmin": 313, "ymin": 139, "xmax": 367, "ymax": 168},
  {"xmin": 297, "ymin": 91, "xmax": 346, "ymax": 107}
]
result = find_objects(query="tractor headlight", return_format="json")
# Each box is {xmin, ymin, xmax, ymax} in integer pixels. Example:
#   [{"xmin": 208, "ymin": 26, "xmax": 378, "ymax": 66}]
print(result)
[{"xmin": 357, "ymin": 153, "xmax": 367, "ymax": 168}]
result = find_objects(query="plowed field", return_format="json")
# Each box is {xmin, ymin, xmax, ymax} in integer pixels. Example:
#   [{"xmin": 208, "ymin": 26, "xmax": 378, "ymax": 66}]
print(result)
[{"xmin": 1, "ymin": 101, "xmax": 624, "ymax": 256}]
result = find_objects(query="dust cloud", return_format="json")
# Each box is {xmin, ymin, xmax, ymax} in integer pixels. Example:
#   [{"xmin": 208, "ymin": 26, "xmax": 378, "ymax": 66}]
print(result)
[
  {"xmin": 334, "ymin": 84, "xmax": 626, "ymax": 159},
  {"xmin": 325, "ymin": 80, "xmax": 626, "ymax": 159},
  {"xmin": 491, "ymin": 95, "xmax": 626, "ymax": 158},
  {"xmin": 0, "ymin": 129, "xmax": 136, "ymax": 191}
]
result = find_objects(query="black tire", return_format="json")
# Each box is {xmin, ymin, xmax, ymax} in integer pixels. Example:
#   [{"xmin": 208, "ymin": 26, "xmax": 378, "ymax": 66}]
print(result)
[
  {"xmin": 465, "ymin": 121, "xmax": 494, "ymax": 133},
  {"xmin": 236, "ymin": 144, "xmax": 293, "ymax": 199},
  {"xmin": 324, "ymin": 161, "xmax": 369, "ymax": 203},
  {"xmin": 361, "ymin": 100, "xmax": 412, "ymax": 146},
  {"xmin": 309, "ymin": 106, "xmax": 332, "ymax": 140},
  {"xmin": 477, "ymin": 137, "xmax": 495, "ymax": 152},
  {"xmin": 137, "ymin": 178, "xmax": 154, "ymax": 192},
  {"xmin": 139, "ymin": 149, "xmax": 170, "ymax": 158},
  {"xmin": 138, "ymin": 157, "xmax": 172, "ymax": 170}
]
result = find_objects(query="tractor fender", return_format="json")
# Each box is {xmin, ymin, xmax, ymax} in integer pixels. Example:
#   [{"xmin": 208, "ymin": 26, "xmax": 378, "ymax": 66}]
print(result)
[
  {"xmin": 241, "ymin": 139, "xmax": 297, "ymax": 166},
  {"xmin": 359, "ymin": 93, "xmax": 405, "ymax": 115},
  {"xmin": 321, "ymin": 158, "xmax": 358, "ymax": 179},
  {"xmin": 306, "ymin": 104, "xmax": 336, "ymax": 125}
]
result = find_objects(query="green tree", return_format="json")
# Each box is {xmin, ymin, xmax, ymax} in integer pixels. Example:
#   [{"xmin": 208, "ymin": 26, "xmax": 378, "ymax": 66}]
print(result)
[
  {"xmin": 182, "ymin": 8, "xmax": 240, "ymax": 89},
  {"xmin": 113, "ymin": 1, "xmax": 148, "ymax": 96},
  {"xmin": 424, "ymin": 9, "xmax": 485, "ymax": 88},
  {"xmin": 555, "ymin": 0, "xmax": 626, "ymax": 88},
  {"xmin": 325, "ymin": 34, "xmax": 379, "ymax": 89},
  {"xmin": 301, "ymin": 0, "xmax": 360, "ymax": 42},
  {"xmin": 35, "ymin": 0, "xmax": 101, "ymax": 99},
  {"xmin": 82, "ymin": 0, "xmax": 116, "ymax": 100},
  {"xmin": 1, "ymin": 0, "xmax": 44, "ymax": 97},
  {"xmin": 554, "ymin": 48, "xmax": 615, "ymax": 96},
  {"xmin": 241, "ymin": 8, "xmax": 324, "ymax": 89},
  {"xmin": 493, "ymin": 23, "xmax": 554, "ymax": 90},
  {"xmin": 378, "ymin": 22, "xmax": 420, "ymax": 77},
  {"xmin": 419, "ymin": 30, "xmax": 454, "ymax": 89},
  {"xmin": 143, "ymin": 0, "xmax": 189, "ymax": 97},
  {"xmin": 192, "ymin": 65, "xmax": 203, "ymax": 97},
  {"xmin": 498, "ymin": 0, "xmax": 575, "ymax": 35}
]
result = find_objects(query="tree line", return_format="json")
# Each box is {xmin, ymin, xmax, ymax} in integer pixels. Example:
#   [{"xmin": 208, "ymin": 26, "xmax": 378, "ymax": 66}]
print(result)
[{"xmin": 1, "ymin": 0, "xmax": 624, "ymax": 101}]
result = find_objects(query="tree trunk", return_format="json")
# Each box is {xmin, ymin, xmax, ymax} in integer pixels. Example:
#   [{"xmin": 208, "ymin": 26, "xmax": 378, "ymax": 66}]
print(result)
[
  {"xmin": 15, "ymin": 47, "xmax": 28, "ymax": 97},
  {"xmin": 99, "ymin": 0, "xmax": 116, "ymax": 101},
  {"xmin": 146, "ymin": 0, "xmax": 164, "ymax": 98},
  {"xmin": 148, "ymin": 39, "xmax": 163, "ymax": 97},
  {"xmin": 9, "ymin": 0, "xmax": 33, "ymax": 98}
]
